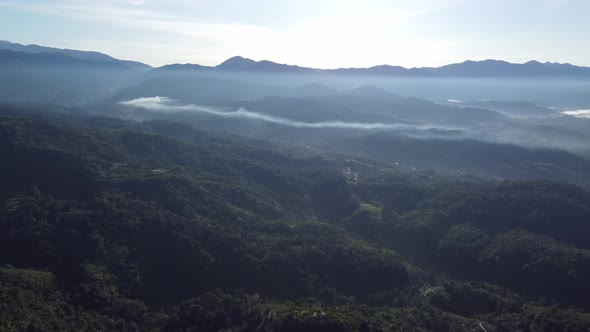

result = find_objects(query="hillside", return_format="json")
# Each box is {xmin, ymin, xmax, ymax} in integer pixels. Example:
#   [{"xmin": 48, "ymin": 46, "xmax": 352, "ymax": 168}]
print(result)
[
  {"xmin": 0, "ymin": 41, "xmax": 151, "ymax": 71},
  {"xmin": 1, "ymin": 107, "xmax": 590, "ymax": 331},
  {"xmin": 0, "ymin": 50, "xmax": 138, "ymax": 105},
  {"xmin": 114, "ymin": 91, "xmax": 590, "ymax": 186}
]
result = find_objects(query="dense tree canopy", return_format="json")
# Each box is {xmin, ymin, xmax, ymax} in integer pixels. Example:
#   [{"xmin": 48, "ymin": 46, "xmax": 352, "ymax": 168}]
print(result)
[{"xmin": 1, "ymin": 107, "xmax": 590, "ymax": 331}]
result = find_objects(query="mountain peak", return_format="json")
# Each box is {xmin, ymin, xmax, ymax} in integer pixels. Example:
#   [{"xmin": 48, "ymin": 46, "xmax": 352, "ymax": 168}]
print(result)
[
  {"xmin": 218, "ymin": 56, "xmax": 257, "ymax": 68},
  {"xmin": 458, "ymin": 59, "xmax": 511, "ymax": 65},
  {"xmin": 154, "ymin": 63, "xmax": 210, "ymax": 72},
  {"xmin": 216, "ymin": 56, "xmax": 314, "ymax": 73}
]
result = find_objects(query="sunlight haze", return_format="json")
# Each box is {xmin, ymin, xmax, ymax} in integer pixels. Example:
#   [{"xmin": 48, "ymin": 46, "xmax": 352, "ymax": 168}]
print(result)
[{"xmin": 1, "ymin": 0, "xmax": 589, "ymax": 68}]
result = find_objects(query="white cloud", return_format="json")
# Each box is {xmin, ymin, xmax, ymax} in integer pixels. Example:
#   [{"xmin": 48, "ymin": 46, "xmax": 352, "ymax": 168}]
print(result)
[
  {"xmin": 120, "ymin": 96, "xmax": 465, "ymax": 135},
  {"xmin": 562, "ymin": 109, "xmax": 590, "ymax": 119}
]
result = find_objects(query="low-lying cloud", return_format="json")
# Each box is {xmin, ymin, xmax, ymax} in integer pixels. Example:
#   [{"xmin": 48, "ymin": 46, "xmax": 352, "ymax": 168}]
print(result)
[
  {"xmin": 120, "ymin": 96, "xmax": 464, "ymax": 134},
  {"xmin": 561, "ymin": 109, "xmax": 590, "ymax": 119},
  {"xmin": 118, "ymin": 97, "xmax": 590, "ymax": 151}
]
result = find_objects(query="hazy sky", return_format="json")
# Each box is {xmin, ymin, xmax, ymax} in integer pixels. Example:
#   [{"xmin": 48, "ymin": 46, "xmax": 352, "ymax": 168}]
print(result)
[{"xmin": 1, "ymin": 0, "xmax": 589, "ymax": 68}]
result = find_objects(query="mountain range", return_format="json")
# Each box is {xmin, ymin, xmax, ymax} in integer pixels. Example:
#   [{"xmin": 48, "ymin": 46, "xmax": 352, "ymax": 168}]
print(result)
[
  {"xmin": 154, "ymin": 56, "xmax": 590, "ymax": 78},
  {"xmin": 156, "ymin": 56, "xmax": 590, "ymax": 78},
  {"xmin": 3, "ymin": 41, "xmax": 590, "ymax": 78}
]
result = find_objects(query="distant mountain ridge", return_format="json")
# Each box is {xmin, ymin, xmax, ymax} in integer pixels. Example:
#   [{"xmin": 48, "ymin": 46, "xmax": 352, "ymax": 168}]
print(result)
[
  {"xmin": 0, "ymin": 49, "xmax": 133, "ymax": 70},
  {"xmin": 0, "ymin": 40, "xmax": 152, "ymax": 71},
  {"xmin": 156, "ymin": 56, "xmax": 590, "ymax": 78},
  {"xmin": 425, "ymin": 59, "xmax": 590, "ymax": 78},
  {"xmin": 4, "ymin": 40, "xmax": 590, "ymax": 78}
]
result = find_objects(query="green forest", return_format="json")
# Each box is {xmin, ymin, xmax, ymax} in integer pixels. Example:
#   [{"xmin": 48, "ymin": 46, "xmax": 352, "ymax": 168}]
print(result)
[{"xmin": 1, "ymin": 106, "xmax": 590, "ymax": 331}]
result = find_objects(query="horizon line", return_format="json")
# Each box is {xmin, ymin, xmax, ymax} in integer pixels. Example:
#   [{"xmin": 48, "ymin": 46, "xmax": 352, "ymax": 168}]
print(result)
[{"xmin": 0, "ymin": 40, "xmax": 585, "ymax": 71}]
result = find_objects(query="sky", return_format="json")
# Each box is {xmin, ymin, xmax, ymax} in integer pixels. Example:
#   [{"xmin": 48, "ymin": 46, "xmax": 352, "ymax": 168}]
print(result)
[{"xmin": 0, "ymin": 0, "xmax": 589, "ymax": 68}]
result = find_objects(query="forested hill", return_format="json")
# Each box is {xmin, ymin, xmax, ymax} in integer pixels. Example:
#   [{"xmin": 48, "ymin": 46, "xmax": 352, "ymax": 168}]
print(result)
[{"xmin": 1, "ymin": 107, "xmax": 590, "ymax": 331}]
